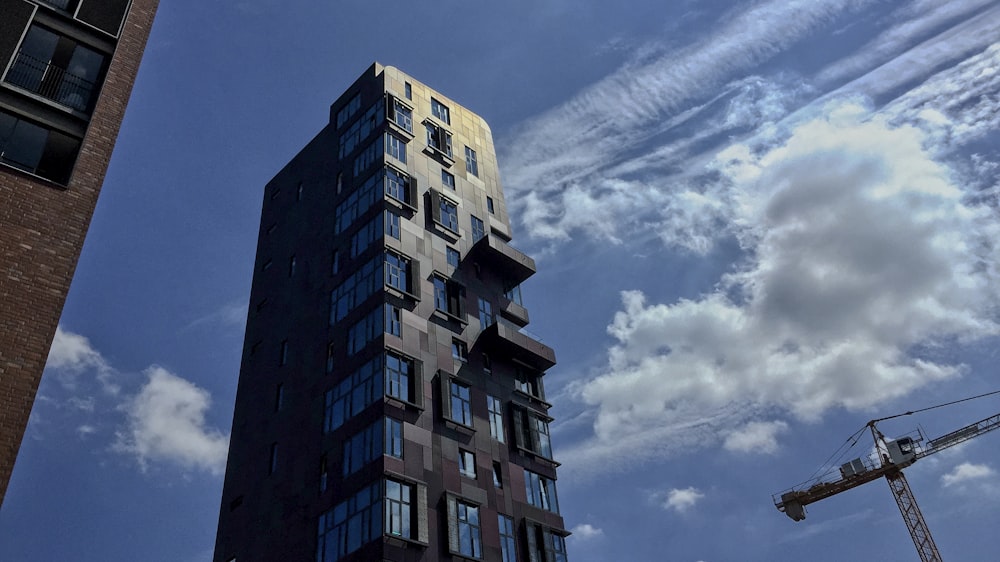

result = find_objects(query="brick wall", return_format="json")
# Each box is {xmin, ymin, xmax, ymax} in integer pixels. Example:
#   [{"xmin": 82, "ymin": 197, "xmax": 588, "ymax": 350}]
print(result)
[{"xmin": 0, "ymin": 0, "xmax": 160, "ymax": 506}]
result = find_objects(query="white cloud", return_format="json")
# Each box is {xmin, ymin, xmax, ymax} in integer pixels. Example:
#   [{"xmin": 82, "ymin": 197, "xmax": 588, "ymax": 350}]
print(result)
[
  {"xmin": 658, "ymin": 487, "xmax": 705, "ymax": 513},
  {"xmin": 114, "ymin": 366, "xmax": 230, "ymax": 475},
  {"xmin": 184, "ymin": 301, "xmax": 248, "ymax": 331},
  {"xmin": 560, "ymin": 106, "xmax": 1000, "ymax": 471},
  {"xmin": 46, "ymin": 326, "xmax": 118, "ymax": 393},
  {"xmin": 942, "ymin": 462, "xmax": 995, "ymax": 487},
  {"xmin": 569, "ymin": 523, "xmax": 604, "ymax": 540},
  {"xmin": 723, "ymin": 421, "xmax": 789, "ymax": 454}
]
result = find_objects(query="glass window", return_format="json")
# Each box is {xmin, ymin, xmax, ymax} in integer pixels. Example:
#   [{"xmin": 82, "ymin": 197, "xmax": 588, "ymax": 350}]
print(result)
[
  {"xmin": 385, "ymin": 133, "xmax": 406, "ymax": 163},
  {"xmin": 439, "ymin": 197, "xmax": 459, "ymax": 232},
  {"xmin": 451, "ymin": 339, "xmax": 468, "ymax": 362},
  {"xmin": 384, "ymin": 252, "xmax": 410, "ymax": 293},
  {"xmin": 385, "ymin": 304, "xmax": 401, "ymax": 337},
  {"xmin": 0, "ymin": 109, "xmax": 79, "ymax": 184},
  {"xmin": 385, "ymin": 417, "xmax": 403, "ymax": 458},
  {"xmin": 533, "ymin": 416, "xmax": 552, "ymax": 459},
  {"xmin": 471, "ymin": 216, "xmax": 485, "ymax": 242},
  {"xmin": 385, "ymin": 479, "xmax": 412, "ymax": 539},
  {"xmin": 426, "ymin": 122, "xmax": 453, "ymax": 158},
  {"xmin": 447, "ymin": 247, "xmax": 460, "ymax": 267},
  {"xmin": 384, "ymin": 352, "xmax": 411, "ymax": 403},
  {"xmin": 456, "ymin": 502, "xmax": 481, "ymax": 558},
  {"xmin": 492, "ymin": 462, "xmax": 503, "ymax": 489},
  {"xmin": 465, "ymin": 146, "xmax": 479, "ymax": 177},
  {"xmin": 487, "ymin": 395, "xmax": 504, "ymax": 443},
  {"xmin": 487, "ymin": 197, "xmax": 495, "ymax": 214},
  {"xmin": 449, "ymin": 381, "xmax": 472, "ymax": 426},
  {"xmin": 342, "ymin": 419, "xmax": 383, "ymax": 476},
  {"xmin": 442, "ymin": 169, "xmax": 456, "ymax": 190},
  {"xmin": 404, "ymin": 82, "xmax": 412, "ymax": 99},
  {"xmin": 384, "ymin": 167, "xmax": 411, "ymax": 205},
  {"xmin": 7, "ymin": 25, "xmax": 106, "ymax": 113},
  {"xmin": 478, "ymin": 297, "xmax": 494, "ymax": 329},
  {"xmin": 458, "ymin": 449, "xmax": 476, "ymax": 478},
  {"xmin": 499, "ymin": 515, "xmax": 517, "ymax": 562},
  {"xmin": 504, "ymin": 283, "xmax": 523, "ymax": 306},
  {"xmin": 431, "ymin": 98, "xmax": 451, "ymax": 124},
  {"xmin": 388, "ymin": 98, "xmax": 412, "ymax": 133},
  {"xmin": 385, "ymin": 209, "xmax": 401, "ymax": 240},
  {"xmin": 280, "ymin": 340, "xmax": 289, "ymax": 365},
  {"xmin": 319, "ymin": 454, "xmax": 328, "ymax": 493},
  {"xmin": 317, "ymin": 481, "xmax": 380, "ymax": 561},
  {"xmin": 269, "ymin": 443, "xmax": 278, "ymax": 474},
  {"xmin": 525, "ymin": 470, "xmax": 560, "ymax": 513},
  {"xmin": 546, "ymin": 531, "xmax": 568, "ymax": 562}
]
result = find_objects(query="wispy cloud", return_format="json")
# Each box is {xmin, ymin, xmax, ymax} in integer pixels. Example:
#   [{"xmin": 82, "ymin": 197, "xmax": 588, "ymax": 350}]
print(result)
[
  {"xmin": 183, "ymin": 301, "xmax": 247, "ymax": 332},
  {"xmin": 113, "ymin": 366, "xmax": 230, "ymax": 475},
  {"xmin": 723, "ymin": 421, "xmax": 789, "ymax": 454}
]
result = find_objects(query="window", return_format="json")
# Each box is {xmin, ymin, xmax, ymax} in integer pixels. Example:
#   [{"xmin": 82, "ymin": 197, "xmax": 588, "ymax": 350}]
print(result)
[
  {"xmin": 385, "ymin": 417, "xmax": 403, "ymax": 458},
  {"xmin": 342, "ymin": 420, "xmax": 382, "ymax": 476},
  {"xmin": 289, "ymin": 255, "xmax": 297, "ymax": 277},
  {"xmin": 425, "ymin": 122, "xmax": 453, "ymax": 159},
  {"xmin": 438, "ymin": 196, "xmax": 459, "ymax": 232},
  {"xmin": 339, "ymin": 98, "xmax": 384, "ymax": 157},
  {"xmin": 7, "ymin": 25, "xmax": 106, "ymax": 113},
  {"xmin": 274, "ymin": 384, "xmax": 284, "ymax": 412},
  {"xmin": 442, "ymin": 169, "xmax": 456, "ymax": 190},
  {"xmin": 458, "ymin": 449, "xmax": 476, "ymax": 478},
  {"xmin": 493, "ymin": 462, "xmax": 504, "ymax": 489},
  {"xmin": 447, "ymin": 247, "xmax": 460, "ymax": 267},
  {"xmin": 385, "ymin": 133, "xmax": 407, "ymax": 163},
  {"xmin": 504, "ymin": 283, "xmax": 523, "ymax": 306},
  {"xmin": 451, "ymin": 339, "xmax": 468, "ymax": 362},
  {"xmin": 269, "ymin": 442, "xmax": 279, "ymax": 474},
  {"xmin": 478, "ymin": 297, "xmax": 494, "ymax": 329},
  {"xmin": 526, "ymin": 523, "xmax": 568, "ymax": 562},
  {"xmin": 387, "ymin": 97, "xmax": 413, "ymax": 133},
  {"xmin": 0, "ymin": 109, "xmax": 80, "ymax": 184},
  {"xmin": 385, "ymin": 209, "xmax": 401, "ymax": 240},
  {"xmin": 498, "ymin": 515, "xmax": 516, "ymax": 562},
  {"xmin": 465, "ymin": 146, "xmax": 479, "ymax": 177},
  {"xmin": 336, "ymin": 93, "xmax": 361, "ymax": 128},
  {"xmin": 280, "ymin": 340, "xmax": 289, "ymax": 366},
  {"xmin": 386, "ymin": 304, "xmax": 401, "ymax": 337},
  {"xmin": 384, "ymin": 166, "xmax": 415, "ymax": 208},
  {"xmin": 482, "ymin": 353, "xmax": 492, "ymax": 374},
  {"xmin": 515, "ymin": 368, "xmax": 543, "ymax": 399},
  {"xmin": 487, "ymin": 395, "xmax": 504, "ymax": 443},
  {"xmin": 404, "ymin": 82, "xmax": 412, "ymax": 99},
  {"xmin": 434, "ymin": 276, "xmax": 465, "ymax": 320},
  {"xmin": 524, "ymin": 470, "xmax": 560, "ymax": 513},
  {"xmin": 385, "ymin": 479, "xmax": 413, "ymax": 539},
  {"xmin": 384, "ymin": 252, "xmax": 411, "ymax": 294},
  {"xmin": 385, "ymin": 352, "xmax": 412, "ymax": 403},
  {"xmin": 449, "ymin": 380, "xmax": 472, "ymax": 426},
  {"xmin": 327, "ymin": 343, "xmax": 335, "ymax": 373},
  {"xmin": 317, "ymin": 481, "xmax": 380, "ymax": 561},
  {"xmin": 297, "ymin": 182, "xmax": 304, "ymax": 201},
  {"xmin": 431, "ymin": 98, "xmax": 451, "ymax": 124},
  {"xmin": 513, "ymin": 406, "xmax": 554, "ymax": 460},
  {"xmin": 471, "ymin": 216, "xmax": 486, "ymax": 243},
  {"xmin": 487, "ymin": 197, "xmax": 495, "ymax": 214},
  {"xmin": 331, "ymin": 251, "xmax": 340, "ymax": 276},
  {"xmin": 447, "ymin": 497, "xmax": 482, "ymax": 559},
  {"xmin": 319, "ymin": 455, "xmax": 328, "ymax": 493}
]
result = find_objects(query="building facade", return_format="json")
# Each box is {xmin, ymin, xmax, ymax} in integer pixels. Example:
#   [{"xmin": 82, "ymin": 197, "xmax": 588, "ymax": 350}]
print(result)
[
  {"xmin": 214, "ymin": 64, "xmax": 569, "ymax": 562},
  {"xmin": 0, "ymin": 0, "xmax": 158, "ymax": 505}
]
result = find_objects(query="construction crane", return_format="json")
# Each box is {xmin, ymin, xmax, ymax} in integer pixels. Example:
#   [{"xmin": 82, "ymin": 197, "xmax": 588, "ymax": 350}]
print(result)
[{"xmin": 774, "ymin": 404, "xmax": 1000, "ymax": 561}]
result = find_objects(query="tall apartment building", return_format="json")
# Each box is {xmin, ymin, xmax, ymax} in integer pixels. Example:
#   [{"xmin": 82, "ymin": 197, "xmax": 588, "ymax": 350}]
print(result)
[
  {"xmin": 214, "ymin": 63, "xmax": 569, "ymax": 562},
  {"xmin": 0, "ymin": 0, "xmax": 158, "ymax": 505}
]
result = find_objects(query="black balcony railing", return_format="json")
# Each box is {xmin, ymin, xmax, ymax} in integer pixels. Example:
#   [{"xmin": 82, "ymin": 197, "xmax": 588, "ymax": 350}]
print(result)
[{"xmin": 5, "ymin": 52, "xmax": 95, "ymax": 113}]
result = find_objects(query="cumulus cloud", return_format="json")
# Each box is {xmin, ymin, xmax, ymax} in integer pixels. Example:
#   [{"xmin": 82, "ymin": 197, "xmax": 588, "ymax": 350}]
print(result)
[
  {"xmin": 561, "ymin": 106, "xmax": 1000, "ymax": 470},
  {"xmin": 46, "ymin": 326, "xmax": 118, "ymax": 394},
  {"xmin": 114, "ymin": 366, "xmax": 230, "ymax": 475},
  {"xmin": 657, "ymin": 487, "xmax": 705, "ymax": 513},
  {"xmin": 941, "ymin": 462, "xmax": 995, "ymax": 487},
  {"xmin": 569, "ymin": 523, "xmax": 604, "ymax": 540},
  {"xmin": 723, "ymin": 421, "xmax": 789, "ymax": 454}
]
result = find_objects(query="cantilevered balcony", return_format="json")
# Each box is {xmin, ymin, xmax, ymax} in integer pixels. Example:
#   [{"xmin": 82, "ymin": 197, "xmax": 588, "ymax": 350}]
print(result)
[
  {"xmin": 478, "ymin": 318, "xmax": 555, "ymax": 371},
  {"xmin": 5, "ymin": 52, "xmax": 96, "ymax": 113},
  {"xmin": 466, "ymin": 234, "xmax": 535, "ymax": 285},
  {"xmin": 498, "ymin": 296, "xmax": 529, "ymax": 327}
]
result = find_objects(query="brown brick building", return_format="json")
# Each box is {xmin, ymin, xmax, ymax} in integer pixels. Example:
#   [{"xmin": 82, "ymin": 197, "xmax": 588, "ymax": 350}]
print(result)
[
  {"xmin": 0, "ymin": 0, "xmax": 158, "ymax": 506},
  {"xmin": 214, "ymin": 64, "xmax": 570, "ymax": 562}
]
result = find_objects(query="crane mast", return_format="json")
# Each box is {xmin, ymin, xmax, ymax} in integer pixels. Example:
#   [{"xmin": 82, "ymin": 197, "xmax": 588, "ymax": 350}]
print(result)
[{"xmin": 774, "ymin": 410, "xmax": 1000, "ymax": 560}]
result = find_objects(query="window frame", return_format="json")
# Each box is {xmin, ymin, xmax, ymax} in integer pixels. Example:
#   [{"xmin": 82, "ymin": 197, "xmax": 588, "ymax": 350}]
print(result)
[
  {"xmin": 465, "ymin": 146, "xmax": 479, "ymax": 177},
  {"xmin": 446, "ymin": 495, "xmax": 483, "ymax": 560}
]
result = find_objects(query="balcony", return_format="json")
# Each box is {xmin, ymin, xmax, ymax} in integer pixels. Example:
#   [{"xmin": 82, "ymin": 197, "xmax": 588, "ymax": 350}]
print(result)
[
  {"xmin": 5, "ymin": 52, "xmax": 95, "ymax": 113},
  {"xmin": 478, "ymin": 318, "xmax": 555, "ymax": 371},
  {"xmin": 36, "ymin": 0, "xmax": 76, "ymax": 10},
  {"xmin": 466, "ymin": 234, "xmax": 536, "ymax": 284},
  {"xmin": 498, "ymin": 296, "xmax": 529, "ymax": 327}
]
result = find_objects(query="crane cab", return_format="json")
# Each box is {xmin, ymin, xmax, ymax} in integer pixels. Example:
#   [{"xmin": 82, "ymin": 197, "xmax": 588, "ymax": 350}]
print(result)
[{"xmin": 886, "ymin": 437, "xmax": 917, "ymax": 466}]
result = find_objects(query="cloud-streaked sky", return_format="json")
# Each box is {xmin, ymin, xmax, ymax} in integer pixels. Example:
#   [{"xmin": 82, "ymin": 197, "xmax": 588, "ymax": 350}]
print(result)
[{"xmin": 2, "ymin": 1, "xmax": 1000, "ymax": 561}]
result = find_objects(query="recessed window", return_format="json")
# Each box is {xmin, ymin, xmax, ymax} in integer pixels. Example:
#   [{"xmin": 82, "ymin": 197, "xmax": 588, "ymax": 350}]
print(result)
[
  {"xmin": 478, "ymin": 297, "xmax": 494, "ymax": 330},
  {"xmin": 458, "ymin": 449, "xmax": 476, "ymax": 478},
  {"xmin": 513, "ymin": 406, "xmax": 555, "ymax": 460},
  {"xmin": 289, "ymin": 255, "xmax": 296, "ymax": 277},
  {"xmin": 385, "ymin": 133, "xmax": 407, "ymax": 163},
  {"xmin": 319, "ymin": 454, "xmax": 328, "ymax": 493},
  {"xmin": 336, "ymin": 93, "xmax": 361, "ymax": 128},
  {"xmin": 487, "ymin": 395, "xmax": 504, "ymax": 443},
  {"xmin": 524, "ymin": 469, "xmax": 559, "ymax": 513},
  {"xmin": 326, "ymin": 342, "xmax": 335, "ymax": 373},
  {"xmin": 385, "ymin": 478, "xmax": 414, "ymax": 539},
  {"xmin": 447, "ymin": 497, "xmax": 482, "ymax": 559},
  {"xmin": 387, "ymin": 97, "xmax": 413, "ymax": 133},
  {"xmin": 425, "ymin": 122, "xmax": 453, "ymax": 159},
  {"xmin": 526, "ymin": 522, "xmax": 568, "ymax": 562},
  {"xmin": 451, "ymin": 339, "xmax": 468, "ymax": 362},
  {"xmin": 385, "ymin": 351, "xmax": 414, "ymax": 403},
  {"xmin": 384, "ymin": 251, "xmax": 412, "ymax": 294},
  {"xmin": 449, "ymin": 380, "xmax": 472, "ymax": 426},
  {"xmin": 447, "ymin": 247, "xmax": 460, "ymax": 268},
  {"xmin": 274, "ymin": 383, "xmax": 284, "ymax": 412},
  {"xmin": 471, "ymin": 215, "xmax": 486, "ymax": 242},
  {"xmin": 0, "ymin": 109, "xmax": 80, "ymax": 184},
  {"xmin": 280, "ymin": 340, "xmax": 289, "ymax": 366},
  {"xmin": 465, "ymin": 146, "xmax": 479, "ymax": 177},
  {"xmin": 431, "ymin": 98, "xmax": 451, "ymax": 124},
  {"xmin": 515, "ymin": 368, "xmax": 542, "ymax": 399},
  {"xmin": 492, "ymin": 462, "xmax": 504, "ymax": 489},
  {"xmin": 331, "ymin": 250, "xmax": 340, "ymax": 276},
  {"xmin": 487, "ymin": 197, "xmax": 495, "ymax": 214},
  {"xmin": 385, "ymin": 304, "xmax": 401, "ymax": 337},
  {"xmin": 504, "ymin": 283, "xmax": 523, "ymax": 306},
  {"xmin": 499, "ymin": 515, "xmax": 517, "ymax": 562},
  {"xmin": 438, "ymin": 196, "xmax": 459, "ymax": 232},
  {"xmin": 442, "ymin": 169, "xmax": 456, "ymax": 190},
  {"xmin": 297, "ymin": 182, "xmax": 304, "ymax": 201},
  {"xmin": 434, "ymin": 277, "xmax": 465, "ymax": 320},
  {"xmin": 7, "ymin": 25, "xmax": 106, "ymax": 113},
  {"xmin": 404, "ymin": 82, "xmax": 412, "ymax": 100},
  {"xmin": 482, "ymin": 353, "xmax": 492, "ymax": 374}
]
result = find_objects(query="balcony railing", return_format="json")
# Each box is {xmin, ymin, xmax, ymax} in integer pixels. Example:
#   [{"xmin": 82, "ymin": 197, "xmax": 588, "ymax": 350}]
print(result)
[
  {"xmin": 5, "ymin": 52, "xmax": 95, "ymax": 113},
  {"xmin": 478, "ymin": 318, "xmax": 556, "ymax": 370}
]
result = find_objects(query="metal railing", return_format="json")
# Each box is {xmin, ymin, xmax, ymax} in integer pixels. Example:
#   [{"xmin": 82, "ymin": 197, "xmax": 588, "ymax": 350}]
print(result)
[{"xmin": 5, "ymin": 52, "xmax": 95, "ymax": 113}]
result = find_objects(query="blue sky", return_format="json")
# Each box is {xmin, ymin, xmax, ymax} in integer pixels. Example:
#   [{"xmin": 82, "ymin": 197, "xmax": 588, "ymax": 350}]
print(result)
[{"xmin": 3, "ymin": 0, "xmax": 1000, "ymax": 560}]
